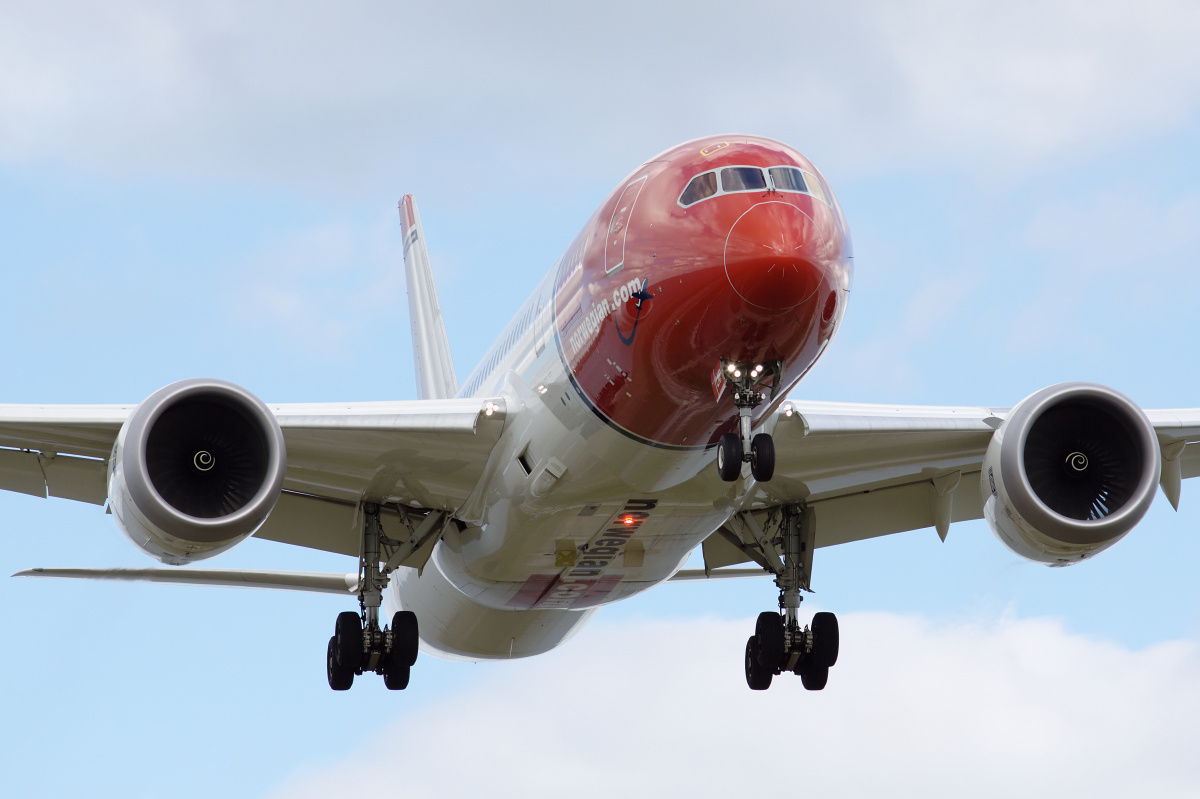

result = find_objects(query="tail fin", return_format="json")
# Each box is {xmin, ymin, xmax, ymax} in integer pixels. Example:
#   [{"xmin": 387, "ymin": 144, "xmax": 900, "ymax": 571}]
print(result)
[{"xmin": 399, "ymin": 195, "xmax": 458, "ymax": 399}]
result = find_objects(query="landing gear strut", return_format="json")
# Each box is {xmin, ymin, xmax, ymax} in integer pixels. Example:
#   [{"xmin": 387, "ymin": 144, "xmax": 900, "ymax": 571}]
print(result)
[
  {"xmin": 716, "ymin": 359, "xmax": 780, "ymax": 482},
  {"xmin": 730, "ymin": 505, "xmax": 840, "ymax": 691},
  {"xmin": 326, "ymin": 502, "xmax": 434, "ymax": 691}
]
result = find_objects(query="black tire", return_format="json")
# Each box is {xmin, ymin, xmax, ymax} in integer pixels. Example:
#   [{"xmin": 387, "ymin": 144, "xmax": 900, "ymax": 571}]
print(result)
[
  {"xmin": 327, "ymin": 636, "xmax": 353, "ymax": 690},
  {"xmin": 717, "ymin": 433, "xmax": 743, "ymax": 482},
  {"xmin": 382, "ymin": 661, "xmax": 410, "ymax": 691},
  {"xmin": 751, "ymin": 433, "xmax": 775, "ymax": 482},
  {"xmin": 334, "ymin": 611, "xmax": 363, "ymax": 671},
  {"xmin": 799, "ymin": 663, "xmax": 829, "ymax": 691},
  {"xmin": 754, "ymin": 611, "xmax": 784, "ymax": 671},
  {"xmin": 810, "ymin": 611, "xmax": 840, "ymax": 668},
  {"xmin": 744, "ymin": 636, "xmax": 772, "ymax": 690},
  {"xmin": 390, "ymin": 611, "xmax": 419, "ymax": 667}
]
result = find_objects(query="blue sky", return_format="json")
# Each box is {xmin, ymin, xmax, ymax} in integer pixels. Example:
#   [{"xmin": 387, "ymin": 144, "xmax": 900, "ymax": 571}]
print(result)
[{"xmin": 3, "ymin": 2, "xmax": 1200, "ymax": 795}]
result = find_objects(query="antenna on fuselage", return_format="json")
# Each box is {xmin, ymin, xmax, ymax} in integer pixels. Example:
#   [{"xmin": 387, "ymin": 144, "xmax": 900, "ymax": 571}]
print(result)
[{"xmin": 399, "ymin": 195, "xmax": 458, "ymax": 399}]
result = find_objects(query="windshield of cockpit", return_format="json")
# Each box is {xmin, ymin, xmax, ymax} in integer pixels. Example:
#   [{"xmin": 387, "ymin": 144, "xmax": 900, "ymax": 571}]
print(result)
[{"xmin": 677, "ymin": 165, "xmax": 832, "ymax": 208}]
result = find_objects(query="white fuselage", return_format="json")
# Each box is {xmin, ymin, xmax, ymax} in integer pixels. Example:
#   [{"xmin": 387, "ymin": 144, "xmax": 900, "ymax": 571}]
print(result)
[{"xmin": 389, "ymin": 268, "xmax": 775, "ymax": 660}]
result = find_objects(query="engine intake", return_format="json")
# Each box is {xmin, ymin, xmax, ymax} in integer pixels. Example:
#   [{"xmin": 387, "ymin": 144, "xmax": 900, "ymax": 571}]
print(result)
[
  {"xmin": 982, "ymin": 382, "xmax": 1160, "ymax": 565},
  {"xmin": 109, "ymin": 379, "xmax": 287, "ymax": 564}
]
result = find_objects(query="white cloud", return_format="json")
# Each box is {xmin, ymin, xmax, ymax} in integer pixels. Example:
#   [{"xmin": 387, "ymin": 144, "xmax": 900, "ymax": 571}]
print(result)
[
  {"xmin": 268, "ymin": 612, "xmax": 1200, "ymax": 798},
  {"xmin": 3, "ymin": 1, "xmax": 1200, "ymax": 190}
]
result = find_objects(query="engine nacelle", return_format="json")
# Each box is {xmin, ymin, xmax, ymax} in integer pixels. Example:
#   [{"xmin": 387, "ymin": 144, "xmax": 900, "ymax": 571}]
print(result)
[
  {"xmin": 109, "ymin": 378, "xmax": 287, "ymax": 565},
  {"xmin": 981, "ymin": 382, "xmax": 1160, "ymax": 566}
]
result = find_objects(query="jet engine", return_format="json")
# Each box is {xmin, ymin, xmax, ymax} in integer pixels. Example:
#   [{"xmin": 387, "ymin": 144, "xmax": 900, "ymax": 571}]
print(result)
[
  {"xmin": 981, "ymin": 382, "xmax": 1160, "ymax": 566},
  {"xmin": 108, "ymin": 378, "xmax": 287, "ymax": 565}
]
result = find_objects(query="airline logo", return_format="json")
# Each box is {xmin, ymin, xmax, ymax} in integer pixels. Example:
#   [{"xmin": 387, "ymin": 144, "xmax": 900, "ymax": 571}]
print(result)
[
  {"xmin": 565, "ymin": 276, "xmax": 650, "ymax": 358},
  {"xmin": 507, "ymin": 499, "xmax": 658, "ymax": 609}
]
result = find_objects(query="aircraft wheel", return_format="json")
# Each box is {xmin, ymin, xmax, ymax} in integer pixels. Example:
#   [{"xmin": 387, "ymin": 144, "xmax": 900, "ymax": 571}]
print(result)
[
  {"xmin": 745, "ymin": 636, "xmax": 773, "ymax": 690},
  {"xmin": 755, "ymin": 611, "xmax": 784, "ymax": 671},
  {"xmin": 391, "ymin": 610, "xmax": 420, "ymax": 667},
  {"xmin": 798, "ymin": 663, "xmax": 829, "ymax": 691},
  {"xmin": 382, "ymin": 660, "xmax": 410, "ymax": 691},
  {"xmin": 334, "ymin": 611, "xmax": 363, "ymax": 671},
  {"xmin": 751, "ymin": 433, "xmax": 775, "ymax": 482},
  {"xmin": 717, "ymin": 433, "xmax": 743, "ymax": 482},
  {"xmin": 810, "ymin": 611, "xmax": 840, "ymax": 668},
  {"xmin": 327, "ymin": 636, "xmax": 354, "ymax": 690}
]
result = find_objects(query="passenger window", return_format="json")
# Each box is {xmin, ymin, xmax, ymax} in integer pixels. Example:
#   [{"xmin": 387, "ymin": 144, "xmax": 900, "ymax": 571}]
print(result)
[
  {"xmin": 769, "ymin": 167, "xmax": 807, "ymax": 193},
  {"xmin": 721, "ymin": 167, "xmax": 767, "ymax": 192},
  {"xmin": 679, "ymin": 172, "xmax": 718, "ymax": 206}
]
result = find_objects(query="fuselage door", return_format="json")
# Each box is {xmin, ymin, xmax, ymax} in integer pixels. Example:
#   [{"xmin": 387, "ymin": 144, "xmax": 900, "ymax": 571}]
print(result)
[{"xmin": 604, "ymin": 175, "xmax": 648, "ymax": 275}]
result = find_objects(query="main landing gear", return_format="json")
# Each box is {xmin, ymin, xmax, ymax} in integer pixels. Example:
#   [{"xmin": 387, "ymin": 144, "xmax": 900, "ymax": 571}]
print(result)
[
  {"xmin": 326, "ymin": 502, "xmax": 433, "ymax": 691},
  {"xmin": 716, "ymin": 359, "xmax": 780, "ymax": 483},
  {"xmin": 724, "ymin": 505, "xmax": 840, "ymax": 690}
]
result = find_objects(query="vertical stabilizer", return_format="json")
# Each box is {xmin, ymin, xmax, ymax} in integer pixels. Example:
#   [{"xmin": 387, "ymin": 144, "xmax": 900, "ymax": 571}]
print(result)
[{"xmin": 399, "ymin": 195, "xmax": 458, "ymax": 399}]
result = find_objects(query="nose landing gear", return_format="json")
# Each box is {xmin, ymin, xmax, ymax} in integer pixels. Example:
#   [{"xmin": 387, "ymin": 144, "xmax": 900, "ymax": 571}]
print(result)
[{"xmin": 716, "ymin": 359, "xmax": 781, "ymax": 482}]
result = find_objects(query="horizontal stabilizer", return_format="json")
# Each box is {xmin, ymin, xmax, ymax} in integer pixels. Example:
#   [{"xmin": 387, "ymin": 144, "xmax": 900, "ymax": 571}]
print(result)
[
  {"xmin": 14, "ymin": 567, "xmax": 358, "ymax": 595},
  {"xmin": 668, "ymin": 567, "xmax": 769, "ymax": 582}
]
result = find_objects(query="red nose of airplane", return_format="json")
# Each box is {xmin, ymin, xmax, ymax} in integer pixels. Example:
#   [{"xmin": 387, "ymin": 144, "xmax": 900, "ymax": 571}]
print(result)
[{"xmin": 724, "ymin": 201, "xmax": 823, "ymax": 310}]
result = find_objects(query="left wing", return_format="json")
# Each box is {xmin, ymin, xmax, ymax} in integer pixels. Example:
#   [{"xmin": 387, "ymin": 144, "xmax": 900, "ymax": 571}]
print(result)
[{"xmin": 726, "ymin": 398, "xmax": 1200, "ymax": 555}]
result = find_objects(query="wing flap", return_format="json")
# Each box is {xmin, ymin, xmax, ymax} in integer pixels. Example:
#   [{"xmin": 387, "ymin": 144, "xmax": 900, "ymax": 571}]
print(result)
[
  {"xmin": 0, "ymin": 449, "xmax": 107, "ymax": 504},
  {"xmin": 252, "ymin": 491, "xmax": 360, "ymax": 557},
  {"xmin": 0, "ymin": 449, "xmax": 47, "ymax": 498},
  {"xmin": 812, "ymin": 472, "xmax": 984, "ymax": 548}
]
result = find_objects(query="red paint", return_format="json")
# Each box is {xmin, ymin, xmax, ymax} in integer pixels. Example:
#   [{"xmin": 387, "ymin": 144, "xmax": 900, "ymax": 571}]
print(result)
[
  {"xmin": 554, "ymin": 136, "xmax": 852, "ymax": 448},
  {"xmin": 507, "ymin": 573, "xmax": 624, "ymax": 609}
]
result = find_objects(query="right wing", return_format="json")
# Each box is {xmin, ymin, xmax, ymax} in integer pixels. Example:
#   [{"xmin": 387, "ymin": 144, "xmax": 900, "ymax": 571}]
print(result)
[{"xmin": 0, "ymin": 397, "xmax": 508, "ymax": 557}]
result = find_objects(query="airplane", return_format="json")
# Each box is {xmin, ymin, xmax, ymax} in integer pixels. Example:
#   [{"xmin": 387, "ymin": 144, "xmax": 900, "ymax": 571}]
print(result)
[{"xmin": 5, "ymin": 134, "xmax": 1198, "ymax": 692}]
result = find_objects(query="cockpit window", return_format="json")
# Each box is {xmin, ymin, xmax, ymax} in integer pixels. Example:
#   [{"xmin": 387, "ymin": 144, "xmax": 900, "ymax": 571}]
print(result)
[
  {"xmin": 804, "ymin": 171, "xmax": 830, "ymax": 205},
  {"xmin": 721, "ymin": 167, "xmax": 767, "ymax": 192},
  {"xmin": 679, "ymin": 172, "xmax": 718, "ymax": 206},
  {"xmin": 677, "ymin": 163, "xmax": 833, "ymax": 208},
  {"xmin": 769, "ymin": 167, "xmax": 807, "ymax": 193}
]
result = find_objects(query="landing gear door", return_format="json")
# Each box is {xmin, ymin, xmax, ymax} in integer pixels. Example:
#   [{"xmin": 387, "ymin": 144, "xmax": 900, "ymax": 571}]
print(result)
[{"xmin": 604, "ymin": 175, "xmax": 647, "ymax": 275}]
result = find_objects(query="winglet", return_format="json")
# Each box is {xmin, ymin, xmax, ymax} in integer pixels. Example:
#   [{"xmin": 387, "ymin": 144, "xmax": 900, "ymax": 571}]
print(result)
[{"xmin": 400, "ymin": 195, "xmax": 458, "ymax": 399}]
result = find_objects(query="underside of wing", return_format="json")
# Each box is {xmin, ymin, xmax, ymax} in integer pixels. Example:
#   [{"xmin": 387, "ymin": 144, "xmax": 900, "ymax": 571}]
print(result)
[{"xmin": 759, "ymin": 400, "xmax": 1006, "ymax": 548}]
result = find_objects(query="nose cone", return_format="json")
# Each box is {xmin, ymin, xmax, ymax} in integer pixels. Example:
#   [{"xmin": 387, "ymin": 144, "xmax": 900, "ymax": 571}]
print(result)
[{"xmin": 724, "ymin": 201, "xmax": 824, "ymax": 310}]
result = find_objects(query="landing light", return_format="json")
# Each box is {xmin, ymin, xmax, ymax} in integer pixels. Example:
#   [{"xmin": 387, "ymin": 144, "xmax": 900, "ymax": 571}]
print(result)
[
  {"xmin": 734, "ymin": 370, "xmax": 742, "ymax": 378},
  {"xmin": 726, "ymin": 364, "xmax": 736, "ymax": 373}
]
